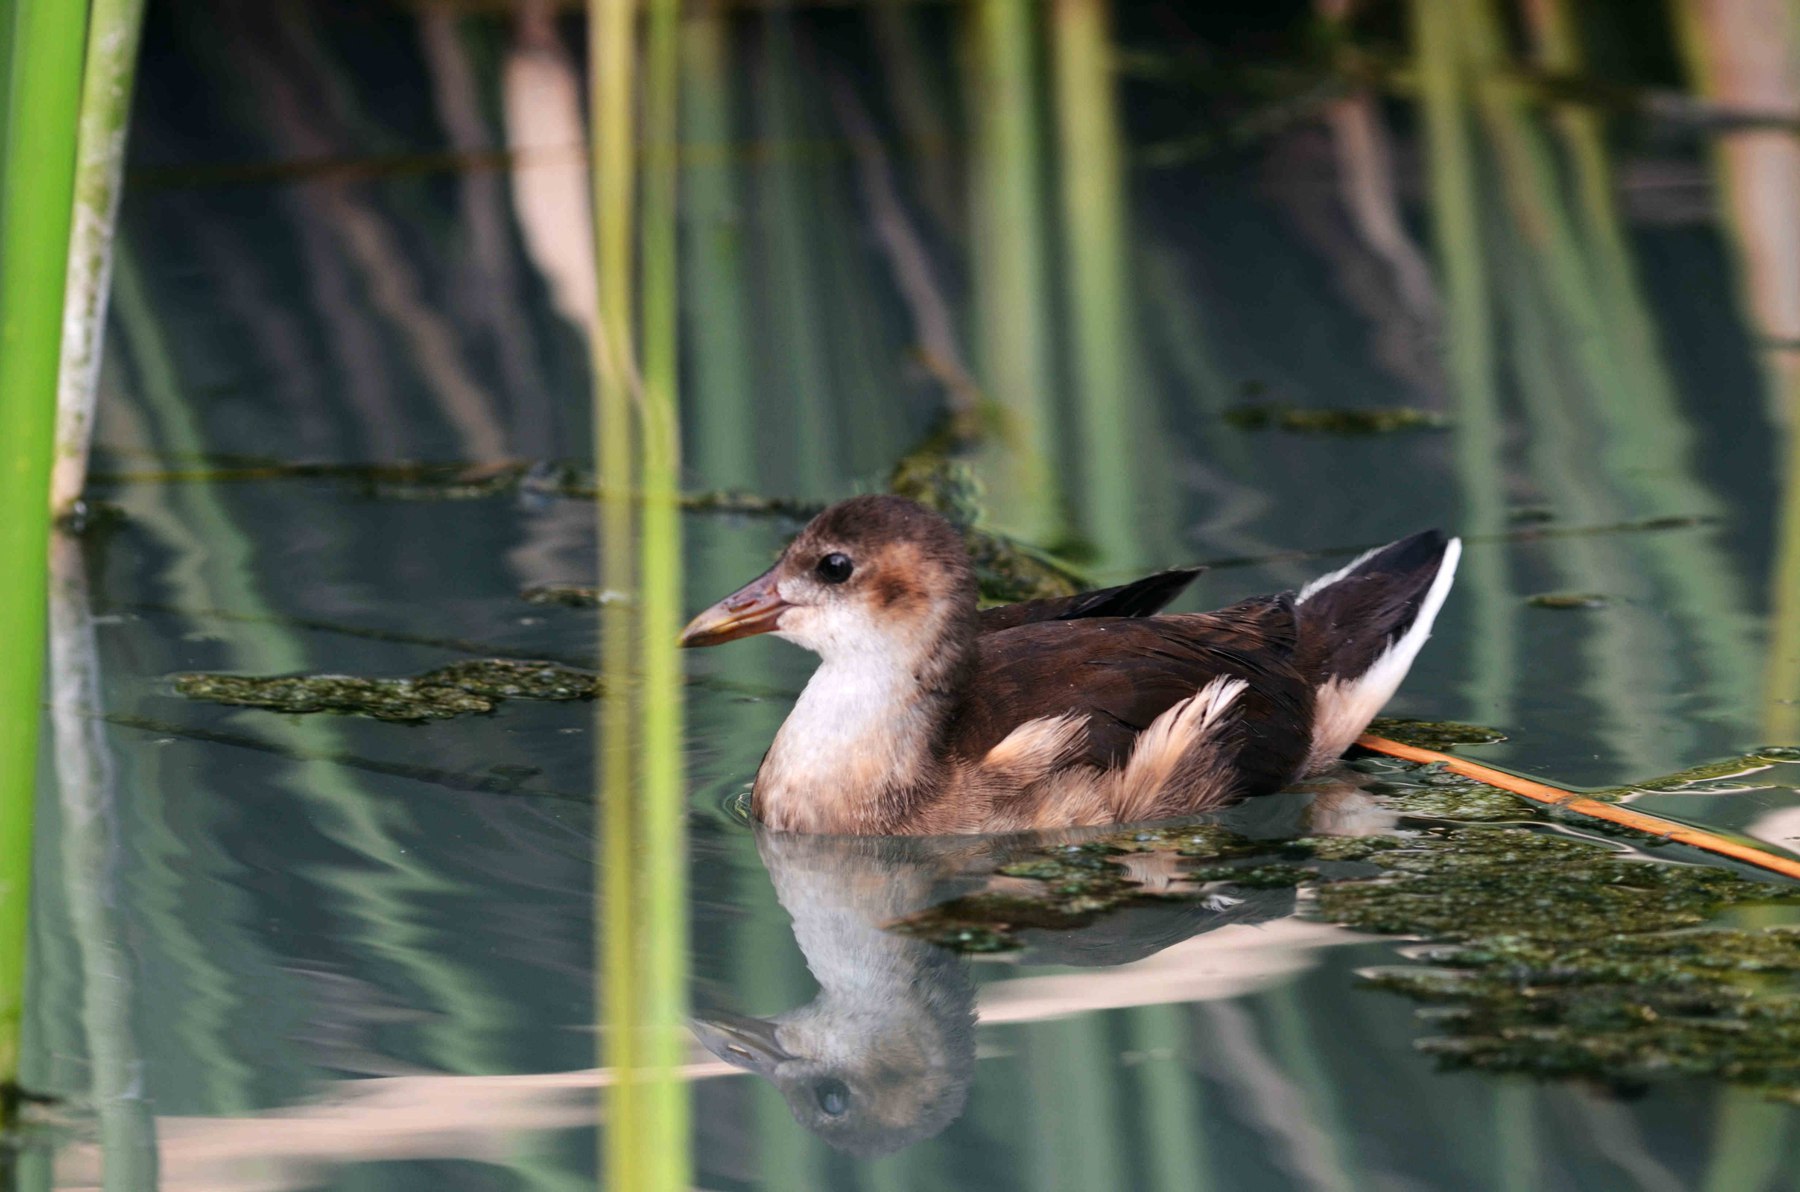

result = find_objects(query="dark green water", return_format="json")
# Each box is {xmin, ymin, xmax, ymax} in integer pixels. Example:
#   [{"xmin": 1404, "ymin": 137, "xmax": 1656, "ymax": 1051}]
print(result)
[{"xmin": 21, "ymin": 0, "xmax": 1800, "ymax": 1187}]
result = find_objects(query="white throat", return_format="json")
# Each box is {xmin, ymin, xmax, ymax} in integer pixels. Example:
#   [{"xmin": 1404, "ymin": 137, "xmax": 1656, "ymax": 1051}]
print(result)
[{"xmin": 756, "ymin": 653, "xmax": 939, "ymax": 831}]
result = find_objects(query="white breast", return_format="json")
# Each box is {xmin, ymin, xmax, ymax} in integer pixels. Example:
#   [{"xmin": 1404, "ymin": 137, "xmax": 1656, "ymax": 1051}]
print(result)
[{"xmin": 757, "ymin": 657, "xmax": 935, "ymax": 830}]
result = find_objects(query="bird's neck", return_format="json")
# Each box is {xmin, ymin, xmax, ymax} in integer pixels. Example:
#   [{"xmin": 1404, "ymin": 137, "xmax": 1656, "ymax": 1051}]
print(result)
[{"xmin": 754, "ymin": 616, "xmax": 974, "ymax": 834}]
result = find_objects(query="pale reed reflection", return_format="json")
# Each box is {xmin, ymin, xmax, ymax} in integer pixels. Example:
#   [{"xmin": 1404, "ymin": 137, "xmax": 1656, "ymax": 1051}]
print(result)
[
  {"xmin": 61, "ymin": 801, "xmax": 1375, "ymax": 1184},
  {"xmin": 504, "ymin": 0, "xmax": 598, "ymax": 334}
]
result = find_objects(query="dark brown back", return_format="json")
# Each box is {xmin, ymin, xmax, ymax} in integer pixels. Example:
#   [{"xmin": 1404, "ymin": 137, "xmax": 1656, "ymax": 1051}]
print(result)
[{"xmin": 946, "ymin": 594, "xmax": 1312, "ymax": 797}]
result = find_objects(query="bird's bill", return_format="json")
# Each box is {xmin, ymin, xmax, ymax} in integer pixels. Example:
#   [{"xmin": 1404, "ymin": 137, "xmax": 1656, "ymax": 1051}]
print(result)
[
  {"xmin": 678, "ymin": 569, "xmax": 791, "ymax": 647},
  {"xmin": 691, "ymin": 1011, "xmax": 793, "ymax": 1072}
]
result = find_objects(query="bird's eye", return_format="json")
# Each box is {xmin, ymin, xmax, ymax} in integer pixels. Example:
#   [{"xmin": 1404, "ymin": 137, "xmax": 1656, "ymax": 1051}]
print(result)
[
  {"xmin": 814, "ymin": 1078, "xmax": 850, "ymax": 1116},
  {"xmin": 816, "ymin": 553, "xmax": 854, "ymax": 584}
]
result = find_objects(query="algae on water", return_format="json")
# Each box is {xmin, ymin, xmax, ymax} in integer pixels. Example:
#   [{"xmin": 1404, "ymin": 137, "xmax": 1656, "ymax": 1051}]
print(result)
[
  {"xmin": 1358, "ymin": 759, "xmax": 1529, "ymax": 821},
  {"xmin": 1223, "ymin": 404, "xmax": 1451, "ymax": 434},
  {"xmin": 1366, "ymin": 717, "xmax": 1509, "ymax": 750},
  {"xmin": 895, "ymin": 813, "xmax": 1800, "ymax": 1103},
  {"xmin": 520, "ymin": 585, "xmax": 629, "ymax": 608},
  {"xmin": 1525, "ymin": 592, "xmax": 1610, "ymax": 610},
  {"xmin": 173, "ymin": 658, "xmax": 601, "ymax": 722}
]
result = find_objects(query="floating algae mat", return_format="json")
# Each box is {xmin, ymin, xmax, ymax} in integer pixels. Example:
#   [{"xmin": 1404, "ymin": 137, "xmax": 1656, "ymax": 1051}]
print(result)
[
  {"xmin": 1525, "ymin": 592, "xmax": 1612, "ymax": 610},
  {"xmin": 897, "ymin": 781, "xmax": 1800, "ymax": 1103},
  {"xmin": 1366, "ymin": 717, "xmax": 1510, "ymax": 751},
  {"xmin": 891, "ymin": 826, "xmax": 1402, "ymax": 953},
  {"xmin": 173, "ymin": 658, "xmax": 600, "ymax": 722},
  {"xmin": 1223, "ymin": 404, "xmax": 1451, "ymax": 435}
]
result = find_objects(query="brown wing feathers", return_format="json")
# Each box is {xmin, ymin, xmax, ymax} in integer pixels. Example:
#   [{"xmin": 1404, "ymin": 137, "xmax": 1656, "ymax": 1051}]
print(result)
[{"xmin": 947, "ymin": 594, "xmax": 1313, "ymax": 798}]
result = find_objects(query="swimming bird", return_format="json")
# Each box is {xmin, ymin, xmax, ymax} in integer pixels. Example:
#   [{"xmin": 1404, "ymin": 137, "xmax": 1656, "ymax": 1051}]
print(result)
[{"xmin": 680, "ymin": 495, "xmax": 1460, "ymax": 835}]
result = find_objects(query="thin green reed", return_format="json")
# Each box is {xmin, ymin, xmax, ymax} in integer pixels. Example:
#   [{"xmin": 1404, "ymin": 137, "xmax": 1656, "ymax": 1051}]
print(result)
[
  {"xmin": 967, "ymin": 0, "xmax": 1060, "ymax": 545},
  {"xmin": 754, "ymin": 11, "xmax": 834, "ymax": 496},
  {"xmin": 680, "ymin": 1, "xmax": 755, "ymax": 491},
  {"xmin": 590, "ymin": 0, "xmax": 641, "ymax": 1177},
  {"xmin": 640, "ymin": 0, "xmax": 690, "ymax": 1169},
  {"xmin": 1408, "ymin": 0, "xmax": 1514, "ymax": 730},
  {"xmin": 1051, "ymin": 0, "xmax": 1146, "ymax": 573},
  {"xmin": 592, "ymin": 0, "xmax": 690, "ymax": 1186},
  {"xmin": 54, "ymin": 0, "xmax": 149, "ymax": 519},
  {"xmin": 0, "ymin": 0, "xmax": 89, "ymax": 1104}
]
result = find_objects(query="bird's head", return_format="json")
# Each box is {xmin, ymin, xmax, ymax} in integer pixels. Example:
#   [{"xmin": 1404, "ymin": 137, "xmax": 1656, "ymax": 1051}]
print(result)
[{"xmin": 679, "ymin": 494, "xmax": 977, "ymax": 664}]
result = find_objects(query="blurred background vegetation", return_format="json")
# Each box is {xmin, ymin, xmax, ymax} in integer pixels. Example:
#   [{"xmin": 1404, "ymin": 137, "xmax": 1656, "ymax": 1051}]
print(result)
[{"xmin": 5, "ymin": 0, "xmax": 1800, "ymax": 1187}]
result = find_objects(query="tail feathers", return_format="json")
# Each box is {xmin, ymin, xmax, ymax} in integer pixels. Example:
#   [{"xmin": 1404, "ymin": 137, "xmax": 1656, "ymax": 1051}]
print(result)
[{"xmin": 1296, "ymin": 531, "xmax": 1460, "ymax": 773}]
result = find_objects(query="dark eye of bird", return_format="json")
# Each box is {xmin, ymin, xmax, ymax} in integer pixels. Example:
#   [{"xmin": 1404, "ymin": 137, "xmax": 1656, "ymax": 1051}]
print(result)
[
  {"xmin": 816, "ymin": 552, "xmax": 854, "ymax": 584},
  {"xmin": 815, "ymin": 1078, "xmax": 850, "ymax": 1116}
]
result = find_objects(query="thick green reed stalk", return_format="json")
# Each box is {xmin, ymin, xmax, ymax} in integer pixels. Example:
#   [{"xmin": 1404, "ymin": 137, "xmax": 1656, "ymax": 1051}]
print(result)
[
  {"xmin": 592, "ymin": 0, "xmax": 689, "ymax": 1187},
  {"xmin": 637, "ymin": 0, "xmax": 689, "ymax": 1178},
  {"xmin": 1052, "ymin": 0, "xmax": 1147, "ymax": 573},
  {"xmin": 53, "ymin": 0, "xmax": 149, "ymax": 519},
  {"xmin": 0, "ymin": 0, "xmax": 90, "ymax": 1106},
  {"xmin": 590, "ymin": 0, "xmax": 642, "ymax": 1179}
]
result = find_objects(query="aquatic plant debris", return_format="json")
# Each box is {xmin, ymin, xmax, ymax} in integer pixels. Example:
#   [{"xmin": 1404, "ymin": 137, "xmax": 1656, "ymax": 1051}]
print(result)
[
  {"xmin": 1359, "ymin": 734, "xmax": 1800, "ymax": 880},
  {"xmin": 520, "ymin": 584, "xmax": 629, "ymax": 608},
  {"xmin": 1367, "ymin": 717, "xmax": 1509, "ymax": 751},
  {"xmin": 173, "ymin": 658, "xmax": 600, "ymax": 722},
  {"xmin": 1611, "ymin": 746, "xmax": 1800, "ymax": 795},
  {"xmin": 1358, "ymin": 761, "xmax": 1528, "ymax": 821},
  {"xmin": 1222, "ymin": 404, "xmax": 1451, "ymax": 434},
  {"xmin": 895, "ymin": 817, "xmax": 1800, "ymax": 1102},
  {"xmin": 1526, "ymin": 592, "xmax": 1610, "ymax": 610}
]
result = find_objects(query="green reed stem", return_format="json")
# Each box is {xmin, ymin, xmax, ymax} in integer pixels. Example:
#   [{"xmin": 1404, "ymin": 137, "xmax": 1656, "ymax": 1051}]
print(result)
[
  {"xmin": 1409, "ymin": 0, "xmax": 1514, "ymax": 731},
  {"xmin": 968, "ymin": 0, "xmax": 1060, "ymax": 544},
  {"xmin": 1052, "ymin": 0, "xmax": 1146, "ymax": 571},
  {"xmin": 591, "ymin": 0, "xmax": 640, "ymax": 1183},
  {"xmin": 679, "ymin": 1, "xmax": 755, "ymax": 491},
  {"xmin": 639, "ymin": 0, "xmax": 689, "ymax": 1180},
  {"xmin": 0, "ymin": 0, "xmax": 90, "ymax": 1104},
  {"xmin": 593, "ymin": 0, "xmax": 689, "ymax": 1186},
  {"xmin": 53, "ymin": 0, "xmax": 149, "ymax": 519}
]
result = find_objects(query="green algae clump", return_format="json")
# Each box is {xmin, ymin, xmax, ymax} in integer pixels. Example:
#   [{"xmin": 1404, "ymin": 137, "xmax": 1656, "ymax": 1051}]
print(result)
[
  {"xmin": 1526, "ymin": 592, "xmax": 1610, "ymax": 610},
  {"xmin": 1608, "ymin": 748, "xmax": 1800, "ymax": 796},
  {"xmin": 1361, "ymin": 761, "xmax": 1530, "ymax": 822},
  {"xmin": 893, "ymin": 813, "xmax": 1800, "ymax": 1102},
  {"xmin": 892, "ymin": 827, "xmax": 1301, "ymax": 951},
  {"xmin": 174, "ymin": 658, "xmax": 600, "ymax": 722},
  {"xmin": 1313, "ymin": 828, "xmax": 1782, "ymax": 942},
  {"xmin": 520, "ymin": 585, "xmax": 628, "ymax": 608},
  {"xmin": 1223, "ymin": 404, "xmax": 1450, "ymax": 435},
  {"xmin": 1367, "ymin": 717, "xmax": 1509, "ymax": 751},
  {"xmin": 1317, "ymin": 828, "xmax": 1800, "ymax": 1099}
]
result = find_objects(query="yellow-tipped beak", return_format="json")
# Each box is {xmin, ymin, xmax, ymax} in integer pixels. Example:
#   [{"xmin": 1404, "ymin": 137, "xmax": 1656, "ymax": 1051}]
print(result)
[{"xmin": 678, "ymin": 569, "xmax": 791, "ymax": 647}]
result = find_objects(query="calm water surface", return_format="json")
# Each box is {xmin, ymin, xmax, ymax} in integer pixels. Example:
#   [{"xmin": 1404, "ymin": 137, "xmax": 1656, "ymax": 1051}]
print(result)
[{"xmin": 23, "ymin": 1, "xmax": 1800, "ymax": 1188}]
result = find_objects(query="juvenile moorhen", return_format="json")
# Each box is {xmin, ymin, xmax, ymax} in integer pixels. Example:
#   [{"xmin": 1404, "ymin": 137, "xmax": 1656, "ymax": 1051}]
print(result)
[{"xmin": 680, "ymin": 495, "xmax": 1459, "ymax": 835}]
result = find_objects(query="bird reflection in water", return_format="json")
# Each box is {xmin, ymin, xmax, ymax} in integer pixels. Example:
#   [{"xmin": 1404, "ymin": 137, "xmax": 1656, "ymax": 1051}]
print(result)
[{"xmin": 693, "ymin": 788, "xmax": 1383, "ymax": 1156}]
